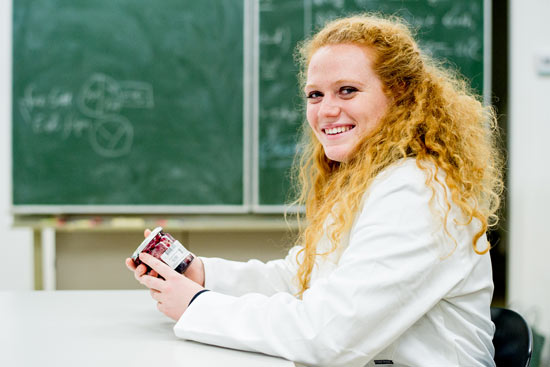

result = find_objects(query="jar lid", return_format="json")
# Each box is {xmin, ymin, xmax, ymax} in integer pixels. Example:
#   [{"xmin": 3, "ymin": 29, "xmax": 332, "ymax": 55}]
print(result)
[{"xmin": 131, "ymin": 227, "xmax": 163, "ymax": 260}]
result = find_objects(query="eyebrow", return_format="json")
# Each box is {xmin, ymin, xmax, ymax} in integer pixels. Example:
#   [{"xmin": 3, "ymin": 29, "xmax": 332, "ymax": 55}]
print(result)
[{"xmin": 304, "ymin": 79, "xmax": 365, "ymax": 91}]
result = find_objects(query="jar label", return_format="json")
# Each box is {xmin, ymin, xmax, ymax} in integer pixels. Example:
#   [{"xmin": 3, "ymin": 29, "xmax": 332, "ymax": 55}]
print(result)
[{"xmin": 160, "ymin": 240, "xmax": 191, "ymax": 269}]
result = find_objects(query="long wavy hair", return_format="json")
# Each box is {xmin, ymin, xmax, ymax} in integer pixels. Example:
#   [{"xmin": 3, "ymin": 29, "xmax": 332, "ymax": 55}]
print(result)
[{"xmin": 290, "ymin": 14, "xmax": 504, "ymax": 297}]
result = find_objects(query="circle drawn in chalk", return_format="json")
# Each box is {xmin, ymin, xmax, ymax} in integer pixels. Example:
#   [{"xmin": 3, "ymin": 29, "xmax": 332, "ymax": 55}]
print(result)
[
  {"xmin": 90, "ymin": 115, "xmax": 133, "ymax": 158},
  {"xmin": 79, "ymin": 73, "xmax": 121, "ymax": 118}
]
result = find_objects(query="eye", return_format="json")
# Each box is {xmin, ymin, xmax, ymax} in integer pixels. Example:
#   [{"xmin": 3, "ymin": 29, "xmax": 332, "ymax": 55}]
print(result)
[
  {"xmin": 306, "ymin": 90, "xmax": 323, "ymax": 99},
  {"xmin": 339, "ymin": 86, "xmax": 358, "ymax": 96}
]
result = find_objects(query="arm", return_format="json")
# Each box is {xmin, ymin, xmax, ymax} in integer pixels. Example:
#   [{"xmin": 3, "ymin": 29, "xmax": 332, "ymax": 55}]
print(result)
[
  {"xmin": 137, "ymin": 227, "xmax": 302, "ymax": 296},
  {"xmin": 125, "ymin": 227, "xmax": 301, "ymax": 295},
  {"xmin": 174, "ymin": 163, "xmax": 475, "ymax": 366},
  {"xmin": 125, "ymin": 234, "xmax": 302, "ymax": 321},
  {"xmin": 200, "ymin": 245, "xmax": 302, "ymax": 296}
]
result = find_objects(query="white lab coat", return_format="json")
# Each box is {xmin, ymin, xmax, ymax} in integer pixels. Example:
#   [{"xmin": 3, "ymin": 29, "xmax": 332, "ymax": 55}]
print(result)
[{"xmin": 174, "ymin": 159, "xmax": 496, "ymax": 367}]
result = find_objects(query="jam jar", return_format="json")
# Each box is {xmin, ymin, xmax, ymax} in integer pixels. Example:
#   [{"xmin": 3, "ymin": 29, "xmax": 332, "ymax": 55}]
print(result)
[{"xmin": 131, "ymin": 227, "xmax": 194, "ymax": 274}]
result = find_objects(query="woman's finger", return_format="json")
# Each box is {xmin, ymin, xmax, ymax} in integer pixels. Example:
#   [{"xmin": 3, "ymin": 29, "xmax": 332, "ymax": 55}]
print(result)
[
  {"xmin": 139, "ymin": 252, "xmax": 176, "ymax": 280},
  {"xmin": 156, "ymin": 301, "xmax": 165, "ymax": 313},
  {"xmin": 150, "ymin": 289, "xmax": 161, "ymax": 302},
  {"xmin": 133, "ymin": 264, "xmax": 148, "ymax": 281},
  {"xmin": 144, "ymin": 228, "xmax": 151, "ymax": 238},
  {"xmin": 125, "ymin": 258, "xmax": 136, "ymax": 271},
  {"xmin": 139, "ymin": 274, "xmax": 166, "ymax": 292}
]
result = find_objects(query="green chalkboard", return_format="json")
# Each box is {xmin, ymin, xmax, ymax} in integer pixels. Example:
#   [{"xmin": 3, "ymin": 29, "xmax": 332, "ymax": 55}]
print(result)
[
  {"xmin": 13, "ymin": 0, "xmax": 244, "ymax": 210},
  {"xmin": 12, "ymin": 0, "xmax": 487, "ymax": 213},
  {"xmin": 258, "ymin": 0, "xmax": 486, "ymax": 206}
]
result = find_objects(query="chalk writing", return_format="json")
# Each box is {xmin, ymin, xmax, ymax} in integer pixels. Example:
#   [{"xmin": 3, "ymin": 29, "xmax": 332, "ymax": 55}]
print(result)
[
  {"xmin": 454, "ymin": 38, "xmax": 482, "ymax": 60},
  {"xmin": 260, "ymin": 140, "xmax": 297, "ymax": 168},
  {"xmin": 18, "ymin": 85, "xmax": 74, "ymax": 134},
  {"xmin": 260, "ymin": 0, "xmax": 276, "ymax": 12},
  {"xmin": 261, "ymin": 106, "xmax": 302, "ymax": 124},
  {"xmin": 407, "ymin": 14, "xmax": 437, "ymax": 29},
  {"xmin": 17, "ymin": 73, "xmax": 153, "ymax": 158},
  {"xmin": 62, "ymin": 114, "xmax": 93, "ymax": 139},
  {"xmin": 312, "ymin": 0, "xmax": 344, "ymax": 8},
  {"xmin": 419, "ymin": 40, "xmax": 452, "ymax": 57},
  {"xmin": 260, "ymin": 26, "xmax": 292, "ymax": 51},
  {"xmin": 261, "ymin": 58, "xmax": 282, "ymax": 80},
  {"xmin": 78, "ymin": 73, "xmax": 154, "ymax": 119},
  {"xmin": 314, "ymin": 11, "xmax": 341, "ymax": 28},
  {"xmin": 20, "ymin": 85, "xmax": 73, "ymax": 110},
  {"xmin": 442, "ymin": 5, "xmax": 475, "ymax": 29}
]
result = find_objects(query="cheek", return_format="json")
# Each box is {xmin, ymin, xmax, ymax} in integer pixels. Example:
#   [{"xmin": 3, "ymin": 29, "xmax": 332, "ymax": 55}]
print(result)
[
  {"xmin": 373, "ymin": 94, "xmax": 390, "ymax": 120},
  {"xmin": 306, "ymin": 105, "xmax": 317, "ymax": 129},
  {"xmin": 361, "ymin": 98, "xmax": 389, "ymax": 128}
]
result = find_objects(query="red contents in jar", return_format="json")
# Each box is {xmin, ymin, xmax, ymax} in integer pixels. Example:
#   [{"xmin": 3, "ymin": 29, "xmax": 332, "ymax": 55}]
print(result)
[{"xmin": 131, "ymin": 228, "xmax": 194, "ymax": 274}]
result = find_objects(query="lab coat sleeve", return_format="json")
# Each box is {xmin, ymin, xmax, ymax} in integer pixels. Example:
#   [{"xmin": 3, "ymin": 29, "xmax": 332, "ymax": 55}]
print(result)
[
  {"xmin": 174, "ymin": 164, "xmax": 473, "ymax": 366},
  {"xmin": 200, "ymin": 245, "xmax": 302, "ymax": 296}
]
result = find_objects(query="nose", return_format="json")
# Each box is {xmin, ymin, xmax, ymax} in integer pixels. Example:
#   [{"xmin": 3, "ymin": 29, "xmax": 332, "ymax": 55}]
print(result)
[{"xmin": 318, "ymin": 97, "xmax": 341, "ymax": 118}]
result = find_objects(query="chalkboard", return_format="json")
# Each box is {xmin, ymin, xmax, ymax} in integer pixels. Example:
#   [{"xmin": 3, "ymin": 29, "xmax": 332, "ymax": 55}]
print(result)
[
  {"xmin": 13, "ymin": 0, "xmax": 487, "ymax": 213},
  {"xmin": 12, "ymin": 0, "xmax": 244, "ymax": 211},
  {"xmin": 257, "ymin": 0, "xmax": 487, "ymax": 207}
]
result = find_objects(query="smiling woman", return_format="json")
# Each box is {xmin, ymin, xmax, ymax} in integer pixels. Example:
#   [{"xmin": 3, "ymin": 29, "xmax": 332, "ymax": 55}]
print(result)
[
  {"xmin": 127, "ymin": 13, "xmax": 504, "ymax": 367},
  {"xmin": 304, "ymin": 44, "xmax": 390, "ymax": 162}
]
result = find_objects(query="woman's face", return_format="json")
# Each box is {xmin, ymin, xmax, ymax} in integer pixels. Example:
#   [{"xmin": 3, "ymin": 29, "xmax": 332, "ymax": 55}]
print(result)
[{"xmin": 305, "ymin": 44, "xmax": 390, "ymax": 162}]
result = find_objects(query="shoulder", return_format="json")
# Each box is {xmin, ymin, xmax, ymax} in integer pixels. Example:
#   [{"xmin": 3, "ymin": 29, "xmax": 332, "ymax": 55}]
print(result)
[
  {"xmin": 375, "ymin": 158, "xmax": 434, "ymax": 183},
  {"xmin": 365, "ymin": 158, "xmax": 436, "ymax": 204},
  {"xmin": 354, "ymin": 158, "xmax": 486, "ymax": 256},
  {"xmin": 352, "ymin": 158, "xmax": 448, "ymax": 240}
]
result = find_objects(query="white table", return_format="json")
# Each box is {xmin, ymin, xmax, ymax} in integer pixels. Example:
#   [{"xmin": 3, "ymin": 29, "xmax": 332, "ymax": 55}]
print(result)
[{"xmin": 0, "ymin": 290, "xmax": 295, "ymax": 367}]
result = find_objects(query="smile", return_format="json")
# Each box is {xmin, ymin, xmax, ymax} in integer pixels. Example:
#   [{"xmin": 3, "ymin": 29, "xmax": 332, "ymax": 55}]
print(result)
[{"xmin": 323, "ymin": 125, "xmax": 355, "ymax": 135}]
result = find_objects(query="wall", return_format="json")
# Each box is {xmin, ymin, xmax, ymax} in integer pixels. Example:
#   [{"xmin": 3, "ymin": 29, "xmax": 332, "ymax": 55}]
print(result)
[
  {"xmin": 0, "ymin": 0, "xmax": 34, "ymax": 290},
  {"xmin": 509, "ymin": 0, "xmax": 550, "ymax": 363},
  {"xmin": 54, "ymin": 230, "xmax": 292, "ymax": 290}
]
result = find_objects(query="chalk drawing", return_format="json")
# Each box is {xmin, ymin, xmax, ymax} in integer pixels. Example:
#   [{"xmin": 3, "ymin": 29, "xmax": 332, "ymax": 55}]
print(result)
[
  {"xmin": 89, "ymin": 114, "xmax": 134, "ymax": 158},
  {"xmin": 78, "ymin": 73, "xmax": 154, "ymax": 118},
  {"xmin": 18, "ymin": 73, "xmax": 153, "ymax": 158}
]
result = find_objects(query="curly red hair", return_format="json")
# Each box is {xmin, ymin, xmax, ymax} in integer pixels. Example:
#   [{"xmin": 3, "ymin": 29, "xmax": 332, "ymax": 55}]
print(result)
[{"xmin": 290, "ymin": 14, "xmax": 504, "ymax": 297}]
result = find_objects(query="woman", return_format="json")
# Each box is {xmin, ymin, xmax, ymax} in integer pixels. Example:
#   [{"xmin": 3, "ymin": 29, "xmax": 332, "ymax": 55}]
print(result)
[{"xmin": 126, "ymin": 14, "xmax": 503, "ymax": 367}]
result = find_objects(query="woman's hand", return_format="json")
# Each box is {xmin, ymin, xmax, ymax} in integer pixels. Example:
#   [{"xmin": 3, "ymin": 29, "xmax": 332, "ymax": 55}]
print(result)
[
  {"xmin": 131, "ymin": 252, "xmax": 204, "ymax": 320},
  {"xmin": 141, "ymin": 228, "xmax": 206, "ymax": 286},
  {"xmin": 125, "ymin": 229, "xmax": 205, "ymax": 286}
]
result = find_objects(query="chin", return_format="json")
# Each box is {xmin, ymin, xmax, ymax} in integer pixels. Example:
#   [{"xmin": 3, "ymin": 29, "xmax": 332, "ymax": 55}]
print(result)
[{"xmin": 324, "ymin": 149, "xmax": 351, "ymax": 163}]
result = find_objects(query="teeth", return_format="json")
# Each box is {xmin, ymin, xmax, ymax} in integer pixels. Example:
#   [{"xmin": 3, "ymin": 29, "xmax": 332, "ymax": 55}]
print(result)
[{"xmin": 325, "ymin": 126, "xmax": 352, "ymax": 135}]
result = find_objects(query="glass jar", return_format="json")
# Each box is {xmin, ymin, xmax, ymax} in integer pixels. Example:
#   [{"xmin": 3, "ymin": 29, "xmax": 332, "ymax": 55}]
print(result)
[{"xmin": 131, "ymin": 227, "xmax": 194, "ymax": 274}]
